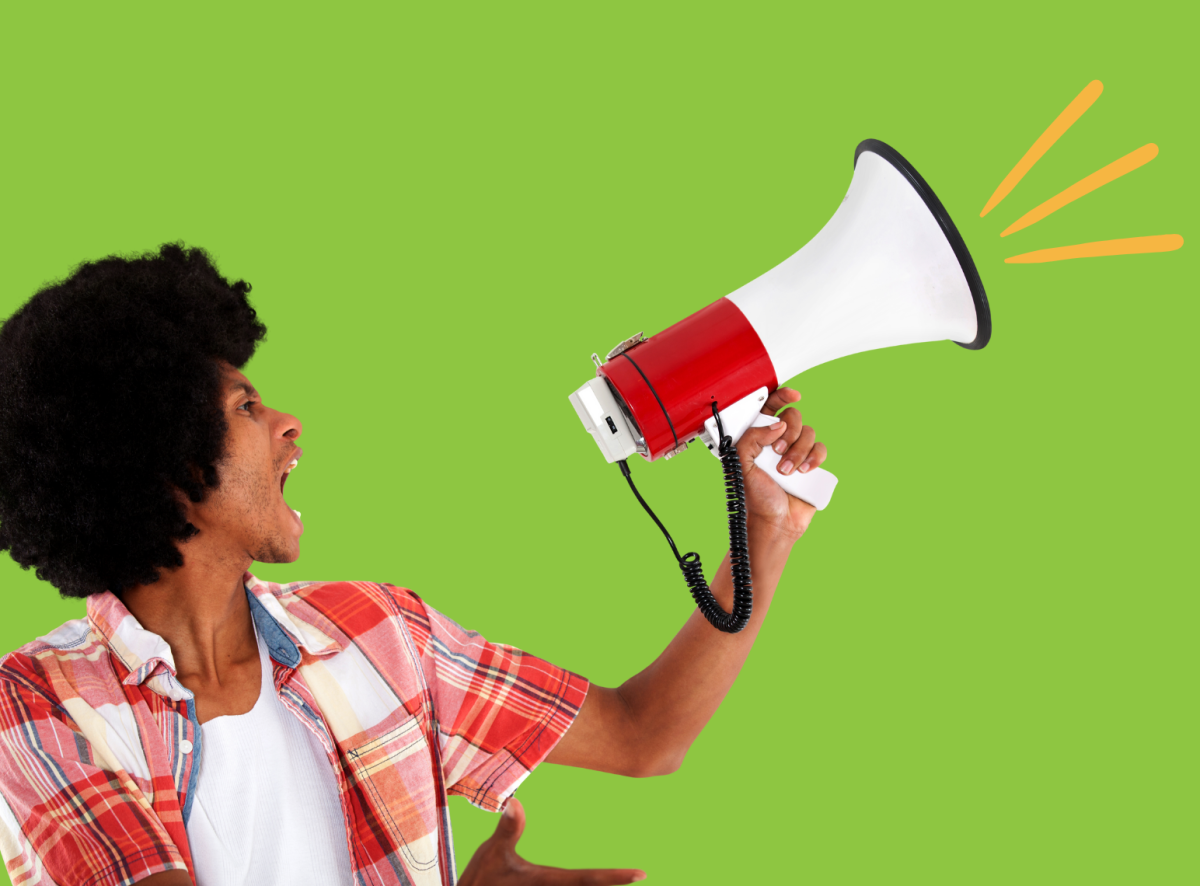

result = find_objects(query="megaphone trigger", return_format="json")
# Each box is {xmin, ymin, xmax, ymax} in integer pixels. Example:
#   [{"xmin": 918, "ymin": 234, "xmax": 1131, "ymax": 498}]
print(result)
[
  {"xmin": 700, "ymin": 389, "xmax": 839, "ymax": 511},
  {"xmin": 700, "ymin": 388, "xmax": 770, "ymax": 450}
]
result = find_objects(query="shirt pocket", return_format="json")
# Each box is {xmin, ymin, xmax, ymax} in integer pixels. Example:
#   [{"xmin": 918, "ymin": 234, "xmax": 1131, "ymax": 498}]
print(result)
[{"xmin": 344, "ymin": 712, "xmax": 441, "ymax": 874}]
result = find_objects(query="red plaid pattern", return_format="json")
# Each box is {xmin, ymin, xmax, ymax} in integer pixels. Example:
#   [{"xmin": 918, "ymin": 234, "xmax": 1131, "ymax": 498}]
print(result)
[{"xmin": 0, "ymin": 574, "xmax": 588, "ymax": 886}]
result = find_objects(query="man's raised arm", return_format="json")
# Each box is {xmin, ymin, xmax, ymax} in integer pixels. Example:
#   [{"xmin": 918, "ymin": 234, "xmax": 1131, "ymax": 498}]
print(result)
[{"xmin": 546, "ymin": 387, "xmax": 825, "ymax": 777}]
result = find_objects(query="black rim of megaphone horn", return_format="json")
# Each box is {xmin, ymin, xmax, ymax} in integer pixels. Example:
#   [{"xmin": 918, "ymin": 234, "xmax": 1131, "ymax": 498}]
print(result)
[{"xmin": 854, "ymin": 139, "xmax": 992, "ymax": 350}]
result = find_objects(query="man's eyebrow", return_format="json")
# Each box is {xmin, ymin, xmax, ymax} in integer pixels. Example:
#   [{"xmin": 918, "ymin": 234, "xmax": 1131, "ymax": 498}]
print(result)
[{"xmin": 228, "ymin": 381, "xmax": 260, "ymax": 399}]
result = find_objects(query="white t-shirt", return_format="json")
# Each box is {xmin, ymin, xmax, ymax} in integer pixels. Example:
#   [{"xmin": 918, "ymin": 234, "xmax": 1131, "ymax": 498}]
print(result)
[{"xmin": 186, "ymin": 624, "xmax": 354, "ymax": 886}]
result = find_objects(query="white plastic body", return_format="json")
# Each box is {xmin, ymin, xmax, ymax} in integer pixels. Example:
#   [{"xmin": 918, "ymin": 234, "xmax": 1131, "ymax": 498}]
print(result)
[
  {"xmin": 725, "ymin": 150, "xmax": 978, "ymax": 381},
  {"xmin": 702, "ymin": 387, "xmax": 838, "ymax": 510},
  {"xmin": 569, "ymin": 377, "xmax": 640, "ymax": 463}
]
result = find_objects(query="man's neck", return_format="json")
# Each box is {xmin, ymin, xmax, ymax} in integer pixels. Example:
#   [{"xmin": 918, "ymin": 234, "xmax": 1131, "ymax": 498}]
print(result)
[{"xmin": 122, "ymin": 541, "xmax": 258, "ymax": 687}]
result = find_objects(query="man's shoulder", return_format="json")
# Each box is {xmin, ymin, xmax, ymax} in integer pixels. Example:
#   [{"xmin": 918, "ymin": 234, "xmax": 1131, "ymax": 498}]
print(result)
[
  {"xmin": 3, "ymin": 615, "xmax": 92, "ymax": 658},
  {"xmin": 0, "ymin": 616, "xmax": 99, "ymax": 710},
  {"xmin": 247, "ymin": 576, "xmax": 435, "ymax": 645}
]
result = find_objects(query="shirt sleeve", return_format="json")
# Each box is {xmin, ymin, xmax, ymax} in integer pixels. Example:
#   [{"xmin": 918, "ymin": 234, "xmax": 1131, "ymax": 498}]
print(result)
[
  {"xmin": 398, "ymin": 592, "xmax": 589, "ymax": 812},
  {"xmin": 0, "ymin": 669, "xmax": 189, "ymax": 886}
]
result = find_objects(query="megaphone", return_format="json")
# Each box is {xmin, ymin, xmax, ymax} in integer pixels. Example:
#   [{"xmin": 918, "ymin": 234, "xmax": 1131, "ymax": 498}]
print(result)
[{"xmin": 569, "ymin": 139, "xmax": 990, "ymax": 631}]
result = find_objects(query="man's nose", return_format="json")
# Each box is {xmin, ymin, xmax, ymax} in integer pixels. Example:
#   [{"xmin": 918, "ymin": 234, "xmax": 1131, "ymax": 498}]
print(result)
[{"xmin": 274, "ymin": 409, "xmax": 303, "ymax": 440}]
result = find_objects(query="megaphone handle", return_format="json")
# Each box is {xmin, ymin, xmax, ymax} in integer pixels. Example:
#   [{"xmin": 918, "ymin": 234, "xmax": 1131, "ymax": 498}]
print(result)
[{"xmin": 746, "ymin": 413, "xmax": 839, "ymax": 510}]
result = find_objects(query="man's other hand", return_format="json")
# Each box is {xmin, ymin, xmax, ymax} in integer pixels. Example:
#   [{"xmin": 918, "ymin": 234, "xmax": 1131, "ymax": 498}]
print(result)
[{"xmin": 460, "ymin": 798, "xmax": 645, "ymax": 885}]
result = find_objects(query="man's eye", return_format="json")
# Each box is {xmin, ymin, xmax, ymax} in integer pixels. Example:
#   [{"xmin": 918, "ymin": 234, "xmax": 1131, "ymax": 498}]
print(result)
[{"xmin": 239, "ymin": 401, "xmax": 258, "ymax": 412}]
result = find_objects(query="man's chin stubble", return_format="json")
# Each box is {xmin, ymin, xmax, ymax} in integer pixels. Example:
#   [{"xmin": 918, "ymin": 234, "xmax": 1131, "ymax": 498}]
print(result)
[{"xmin": 253, "ymin": 536, "xmax": 298, "ymax": 564}]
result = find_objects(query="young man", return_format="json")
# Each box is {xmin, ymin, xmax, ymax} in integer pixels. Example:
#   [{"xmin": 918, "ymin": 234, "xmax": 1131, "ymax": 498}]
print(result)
[{"xmin": 0, "ymin": 245, "xmax": 827, "ymax": 886}]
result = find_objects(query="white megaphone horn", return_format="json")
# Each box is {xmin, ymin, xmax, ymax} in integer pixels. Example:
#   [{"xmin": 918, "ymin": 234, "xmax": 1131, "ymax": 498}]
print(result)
[{"xmin": 570, "ymin": 138, "xmax": 991, "ymax": 512}]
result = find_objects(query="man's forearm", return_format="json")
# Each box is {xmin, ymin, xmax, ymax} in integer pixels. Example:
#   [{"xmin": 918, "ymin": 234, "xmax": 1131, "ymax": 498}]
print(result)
[{"xmin": 611, "ymin": 516, "xmax": 796, "ymax": 775}]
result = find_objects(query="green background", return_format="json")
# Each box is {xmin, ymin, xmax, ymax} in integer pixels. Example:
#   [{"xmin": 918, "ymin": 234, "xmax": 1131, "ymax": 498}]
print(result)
[{"xmin": 1, "ymin": 2, "xmax": 1195, "ymax": 883}]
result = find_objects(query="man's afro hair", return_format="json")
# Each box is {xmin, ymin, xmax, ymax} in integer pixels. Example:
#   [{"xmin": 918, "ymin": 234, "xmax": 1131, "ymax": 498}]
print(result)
[{"xmin": 0, "ymin": 243, "xmax": 267, "ymax": 598}]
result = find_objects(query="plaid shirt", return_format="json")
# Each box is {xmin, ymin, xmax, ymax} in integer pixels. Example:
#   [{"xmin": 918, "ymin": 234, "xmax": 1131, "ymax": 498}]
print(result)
[{"xmin": 0, "ymin": 574, "xmax": 588, "ymax": 886}]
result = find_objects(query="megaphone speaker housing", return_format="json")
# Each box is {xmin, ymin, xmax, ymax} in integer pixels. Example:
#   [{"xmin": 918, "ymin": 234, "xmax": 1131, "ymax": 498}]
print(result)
[
  {"xmin": 591, "ymin": 139, "xmax": 991, "ymax": 462},
  {"xmin": 853, "ymin": 138, "xmax": 990, "ymax": 351}
]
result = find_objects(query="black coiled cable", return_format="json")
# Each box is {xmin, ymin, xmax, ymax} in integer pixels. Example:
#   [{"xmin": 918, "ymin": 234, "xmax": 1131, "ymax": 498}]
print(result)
[{"xmin": 617, "ymin": 402, "xmax": 753, "ymax": 633}]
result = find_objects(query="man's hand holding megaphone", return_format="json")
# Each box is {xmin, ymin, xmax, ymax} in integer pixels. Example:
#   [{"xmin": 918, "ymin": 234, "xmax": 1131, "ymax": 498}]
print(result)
[{"xmin": 737, "ymin": 386, "xmax": 829, "ymax": 543}]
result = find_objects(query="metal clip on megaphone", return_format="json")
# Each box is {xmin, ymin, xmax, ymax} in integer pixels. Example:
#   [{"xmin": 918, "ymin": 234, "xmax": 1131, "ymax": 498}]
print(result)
[{"xmin": 570, "ymin": 139, "xmax": 992, "ymax": 634}]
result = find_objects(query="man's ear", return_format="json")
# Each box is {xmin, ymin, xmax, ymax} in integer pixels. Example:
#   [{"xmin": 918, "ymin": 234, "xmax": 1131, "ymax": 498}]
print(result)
[
  {"xmin": 200, "ymin": 462, "xmax": 220, "ymax": 491},
  {"xmin": 164, "ymin": 482, "xmax": 201, "ymax": 543},
  {"xmin": 167, "ymin": 463, "xmax": 208, "ymax": 512}
]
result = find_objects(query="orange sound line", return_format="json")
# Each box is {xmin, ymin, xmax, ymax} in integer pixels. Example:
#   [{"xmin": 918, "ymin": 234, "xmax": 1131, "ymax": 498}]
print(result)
[
  {"xmin": 980, "ymin": 80, "xmax": 1103, "ymax": 218},
  {"xmin": 1004, "ymin": 235, "xmax": 1183, "ymax": 263},
  {"xmin": 1000, "ymin": 144, "xmax": 1159, "ymax": 237}
]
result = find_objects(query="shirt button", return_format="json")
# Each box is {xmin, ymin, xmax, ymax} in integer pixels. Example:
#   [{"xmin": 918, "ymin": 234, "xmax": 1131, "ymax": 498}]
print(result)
[{"xmin": 180, "ymin": 739, "xmax": 194, "ymax": 755}]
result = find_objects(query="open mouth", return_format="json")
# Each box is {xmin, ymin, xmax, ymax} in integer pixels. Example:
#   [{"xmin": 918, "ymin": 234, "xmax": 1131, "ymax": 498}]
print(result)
[
  {"xmin": 280, "ymin": 448, "xmax": 303, "ymax": 495},
  {"xmin": 281, "ymin": 451, "xmax": 303, "ymax": 523},
  {"xmin": 281, "ymin": 457, "xmax": 297, "ymax": 493}
]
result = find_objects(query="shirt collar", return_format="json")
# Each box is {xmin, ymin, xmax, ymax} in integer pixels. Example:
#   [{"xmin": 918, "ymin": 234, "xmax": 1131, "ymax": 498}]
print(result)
[
  {"xmin": 86, "ymin": 590, "xmax": 180, "ymax": 692},
  {"xmin": 85, "ymin": 571, "xmax": 343, "ymax": 696},
  {"xmin": 243, "ymin": 572, "xmax": 346, "ymax": 659}
]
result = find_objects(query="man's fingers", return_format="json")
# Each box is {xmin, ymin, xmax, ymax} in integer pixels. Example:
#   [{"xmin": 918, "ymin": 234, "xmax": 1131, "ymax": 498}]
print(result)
[
  {"xmin": 492, "ymin": 797, "xmax": 526, "ymax": 846},
  {"xmin": 767, "ymin": 406, "xmax": 805, "ymax": 459},
  {"xmin": 533, "ymin": 866, "xmax": 647, "ymax": 885},
  {"xmin": 763, "ymin": 387, "xmax": 800, "ymax": 414},
  {"xmin": 777, "ymin": 424, "xmax": 816, "ymax": 475},
  {"xmin": 735, "ymin": 419, "xmax": 787, "ymax": 468},
  {"xmin": 463, "ymin": 799, "xmax": 644, "ymax": 886},
  {"xmin": 799, "ymin": 441, "xmax": 828, "ymax": 473}
]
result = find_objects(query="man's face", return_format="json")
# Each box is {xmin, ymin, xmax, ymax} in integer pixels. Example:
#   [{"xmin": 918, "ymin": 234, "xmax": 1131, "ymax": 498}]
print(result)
[{"xmin": 185, "ymin": 362, "xmax": 305, "ymax": 565}]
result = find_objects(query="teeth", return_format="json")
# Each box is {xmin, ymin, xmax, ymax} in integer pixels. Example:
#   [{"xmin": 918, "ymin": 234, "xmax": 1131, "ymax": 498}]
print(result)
[
  {"xmin": 292, "ymin": 509, "xmax": 302, "ymax": 520},
  {"xmin": 285, "ymin": 459, "xmax": 298, "ymax": 474}
]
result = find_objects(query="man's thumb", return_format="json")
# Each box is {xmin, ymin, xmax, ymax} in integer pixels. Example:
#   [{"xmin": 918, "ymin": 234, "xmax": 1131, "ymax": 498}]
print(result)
[{"xmin": 492, "ymin": 797, "xmax": 526, "ymax": 846}]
